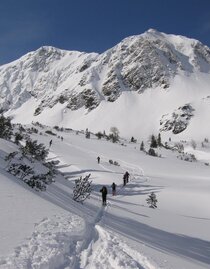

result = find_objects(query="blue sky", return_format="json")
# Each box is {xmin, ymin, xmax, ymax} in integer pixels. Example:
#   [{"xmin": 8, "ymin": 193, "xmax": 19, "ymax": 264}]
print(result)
[{"xmin": 0, "ymin": 0, "xmax": 210, "ymax": 64}]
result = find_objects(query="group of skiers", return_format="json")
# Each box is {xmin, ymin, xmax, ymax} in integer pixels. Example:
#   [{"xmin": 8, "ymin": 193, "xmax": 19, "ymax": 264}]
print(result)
[{"xmin": 99, "ymin": 169, "xmax": 130, "ymax": 206}]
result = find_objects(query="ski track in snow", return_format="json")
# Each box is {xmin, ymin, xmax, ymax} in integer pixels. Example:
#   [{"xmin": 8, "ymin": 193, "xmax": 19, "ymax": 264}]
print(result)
[
  {"xmin": 64, "ymin": 146, "xmax": 155, "ymax": 269},
  {"xmin": 80, "ymin": 225, "xmax": 157, "ymax": 269},
  {"xmin": 0, "ymin": 141, "xmax": 157, "ymax": 269},
  {"xmin": 73, "ymin": 156, "xmax": 156, "ymax": 269}
]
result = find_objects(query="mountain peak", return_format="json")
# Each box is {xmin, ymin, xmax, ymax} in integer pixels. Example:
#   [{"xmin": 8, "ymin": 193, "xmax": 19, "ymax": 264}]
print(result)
[
  {"xmin": 1, "ymin": 30, "xmax": 210, "ymax": 140},
  {"xmin": 146, "ymin": 28, "xmax": 161, "ymax": 34}
]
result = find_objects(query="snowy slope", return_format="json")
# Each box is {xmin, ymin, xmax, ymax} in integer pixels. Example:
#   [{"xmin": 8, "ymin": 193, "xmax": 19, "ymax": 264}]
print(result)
[
  {"xmin": 1, "ymin": 29, "xmax": 210, "ymax": 140},
  {"xmin": 0, "ymin": 127, "xmax": 210, "ymax": 269}
]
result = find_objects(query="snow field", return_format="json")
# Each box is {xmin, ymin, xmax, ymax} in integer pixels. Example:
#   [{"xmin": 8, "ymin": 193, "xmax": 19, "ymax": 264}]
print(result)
[{"xmin": 0, "ymin": 128, "xmax": 210, "ymax": 268}]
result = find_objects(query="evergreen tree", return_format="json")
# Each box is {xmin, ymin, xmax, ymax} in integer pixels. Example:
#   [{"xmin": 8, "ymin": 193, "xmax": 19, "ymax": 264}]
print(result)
[
  {"xmin": 150, "ymin": 135, "xmax": 157, "ymax": 148},
  {"xmin": 95, "ymin": 131, "xmax": 103, "ymax": 139},
  {"xmin": 24, "ymin": 175, "xmax": 47, "ymax": 191},
  {"xmin": 157, "ymin": 133, "xmax": 162, "ymax": 147},
  {"xmin": 73, "ymin": 174, "xmax": 92, "ymax": 203},
  {"xmin": 21, "ymin": 138, "xmax": 49, "ymax": 161},
  {"xmin": 7, "ymin": 163, "xmax": 34, "ymax": 180},
  {"xmin": 14, "ymin": 132, "xmax": 23, "ymax": 145},
  {"xmin": 140, "ymin": 141, "xmax": 145, "ymax": 151},
  {"xmin": 148, "ymin": 147, "xmax": 157, "ymax": 156},
  {"xmin": 146, "ymin": 192, "xmax": 158, "ymax": 208},
  {"xmin": 0, "ymin": 114, "xmax": 12, "ymax": 139},
  {"xmin": 131, "ymin": 136, "xmax": 137, "ymax": 143}
]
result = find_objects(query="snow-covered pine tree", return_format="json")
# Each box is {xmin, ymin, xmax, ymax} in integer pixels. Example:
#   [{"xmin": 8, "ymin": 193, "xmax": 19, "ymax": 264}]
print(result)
[
  {"xmin": 0, "ymin": 114, "xmax": 12, "ymax": 140},
  {"xmin": 146, "ymin": 192, "xmax": 158, "ymax": 208},
  {"xmin": 26, "ymin": 174, "xmax": 47, "ymax": 191},
  {"xmin": 140, "ymin": 141, "xmax": 145, "ymax": 151},
  {"xmin": 131, "ymin": 136, "xmax": 137, "ymax": 143},
  {"xmin": 148, "ymin": 147, "xmax": 157, "ymax": 156},
  {"xmin": 7, "ymin": 163, "xmax": 34, "ymax": 179},
  {"xmin": 73, "ymin": 174, "xmax": 92, "ymax": 203},
  {"xmin": 21, "ymin": 138, "xmax": 49, "ymax": 161},
  {"xmin": 14, "ymin": 132, "xmax": 23, "ymax": 145},
  {"xmin": 95, "ymin": 131, "xmax": 103, "ymax": 139},
  {"xmin": 150, "ymin": 135, "xmax": 157, "ymax": 148},
  {"xmin": 157, "ymin": 133, "xmax": 162, "ymax": 147}
]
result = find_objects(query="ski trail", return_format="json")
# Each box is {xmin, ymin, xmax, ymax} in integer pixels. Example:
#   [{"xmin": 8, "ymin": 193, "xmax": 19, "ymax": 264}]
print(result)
[
  {"xmin": 109, "ymin": 158, "xmax": 149, "ymax": 197},
  {"xmin": 51, "ymin": 138, "xmax": 148, "ymax": 188},
  {"xmin": 80, "ymin": 225, "xmax": 158, "ymax": 269},
  {"xmin": 66, "ymin": 206, "xmax": 107, "ymax": 269},
  {"xmin": 75, "ymin": 162, "xmax": 157, "ymax": 269},
  {"xmin": 45, "ymin": 141, "xmax": 155, "ymax": 268},
  {"xmin": 0, "ymin": 147, "xmax": 158, "ymax": 269}
]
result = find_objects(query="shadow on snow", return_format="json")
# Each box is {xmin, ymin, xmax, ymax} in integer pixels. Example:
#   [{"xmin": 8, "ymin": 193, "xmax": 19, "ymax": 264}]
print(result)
[{"xmin": 105, "ymin": 211, "xmax": 210, "ymax": 266}]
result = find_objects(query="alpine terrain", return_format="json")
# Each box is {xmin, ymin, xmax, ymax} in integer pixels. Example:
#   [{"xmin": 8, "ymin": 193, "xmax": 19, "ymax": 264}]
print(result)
[
  {"xmin": 0, "ymin": 29, "xmax": 210, "ymax": 140},
  {"xmin": 0, "ymin": 29, "xmax": 210, "ymax": 269}
]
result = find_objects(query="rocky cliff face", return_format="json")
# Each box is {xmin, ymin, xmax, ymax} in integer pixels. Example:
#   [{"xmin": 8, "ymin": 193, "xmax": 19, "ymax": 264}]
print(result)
[
  {"xmin": 160, "ymin": 104, "xmax": 195, "ymax": 134},
  {"xmin": 1, "ymin": 29, "xmax": 210, "ymax": 138}
]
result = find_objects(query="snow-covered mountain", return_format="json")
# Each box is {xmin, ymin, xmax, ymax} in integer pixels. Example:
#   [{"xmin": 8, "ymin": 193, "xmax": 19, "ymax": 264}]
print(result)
[{"xmin": 1, "ymin": 29, "xmax": 210, "ymax": 140}]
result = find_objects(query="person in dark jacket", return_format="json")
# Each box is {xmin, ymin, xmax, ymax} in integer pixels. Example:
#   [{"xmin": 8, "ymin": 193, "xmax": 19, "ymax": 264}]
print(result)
[
  {"xmin": 111, "ymin": 182, "xmax": 116, "ymax": 196},
  {"xmin": 49, "ymin": 139, "xmax": 52, "ymax": 147},
  {"xmin": 124, "ymin": 171, "xmax": 130, "ymax": 183},
  {"xmin": 97, "ymin": 156, "xmax": 100, "ymax": 164},
  {"xmin": 100, "ymin": 186, "xmax": 107, "ymax": 205},
  {"xmin": 123, "ymin": 173, "xmax": 127, "ymax": 186}
]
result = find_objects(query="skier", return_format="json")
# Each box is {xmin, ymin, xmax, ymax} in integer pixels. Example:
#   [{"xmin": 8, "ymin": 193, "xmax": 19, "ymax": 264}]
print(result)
[
  {"xmin": 111, "ymin": 182, "xmax": 116, "ymax": 196},
  {"xmin": 97, "ymin": 156, "xmax": 100, "ymax": 164},
  {"xmin": 100, "ymin": 186, "xmax": 107, "ymax": 206},
  {"xmin": 123, "ymin": 173, "xmax": 127, "ymax": 186},
  {"xmin": 124, "ymin": 171, "xmax": 130, "ymax": 183},
  {"xmin": 49, "ymin": 139, "xmax": 52, "ymax": 147}
]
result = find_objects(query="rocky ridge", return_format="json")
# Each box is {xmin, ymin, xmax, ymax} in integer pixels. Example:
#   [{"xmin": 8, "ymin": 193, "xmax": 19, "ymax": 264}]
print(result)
[{"xmin": 0, "ymin": 29, "xmax": 210, "ymax": 138}]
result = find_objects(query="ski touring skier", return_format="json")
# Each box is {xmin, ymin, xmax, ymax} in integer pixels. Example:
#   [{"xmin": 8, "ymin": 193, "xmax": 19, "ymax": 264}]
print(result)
[
  {"xmin": 111, "ymin": 182, "xmax": 116, "ymax": 196},
  {"xmin": 123, "ymin": 174, "xmax": 127, "ymax": 186},
  {"xmin": 100, "ymin": 186, "xmax": 108, "ymax": 206},
  {"xmin": 49, "ymin": 139, "xmax": 52, "ymax": 147},
  {"xmin": 124, "ymin": 171, "xmax": 130, "ymax": 183}
]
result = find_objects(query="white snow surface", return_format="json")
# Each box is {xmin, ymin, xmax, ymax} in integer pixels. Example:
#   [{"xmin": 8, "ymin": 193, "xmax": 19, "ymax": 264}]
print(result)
[{"xmin": 0, "ymin": 128, "xmax": 210, "ymax": 269}]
